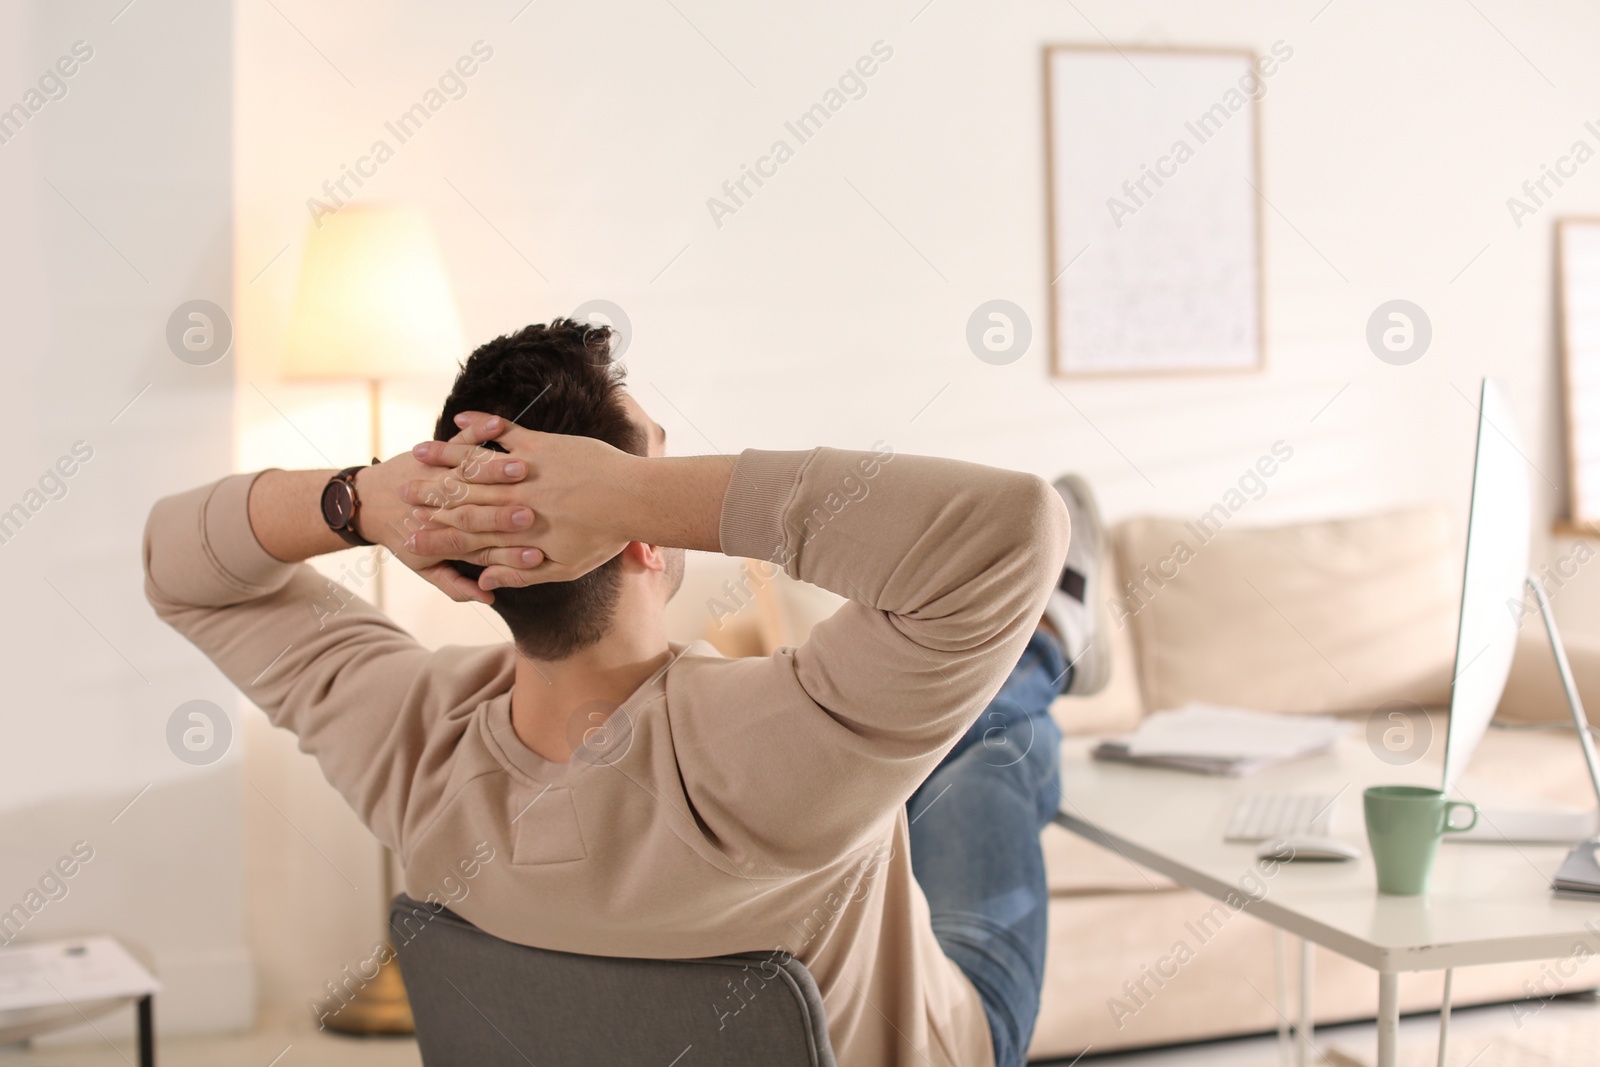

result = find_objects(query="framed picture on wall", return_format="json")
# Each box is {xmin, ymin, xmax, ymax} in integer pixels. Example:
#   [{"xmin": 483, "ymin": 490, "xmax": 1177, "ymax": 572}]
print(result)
[
  {"xmin": 1556, "ymin": 218, "xmax": 1600, "ymax": 533},
  {"xmin": 1044, "ymin": 45, "xmax": 1272, "ymax": 377}
]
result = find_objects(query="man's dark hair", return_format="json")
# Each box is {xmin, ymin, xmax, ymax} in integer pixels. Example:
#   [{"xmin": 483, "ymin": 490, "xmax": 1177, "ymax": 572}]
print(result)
[{"xmin": 433, "ymin": 319, "xmax": 645, "ymax": 660}]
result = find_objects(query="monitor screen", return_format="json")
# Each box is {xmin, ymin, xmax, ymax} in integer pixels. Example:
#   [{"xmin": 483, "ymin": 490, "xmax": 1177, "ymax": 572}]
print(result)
[{"xmin": 1442, "ymin": 379, "xmax": 1531, "ymax": 793}]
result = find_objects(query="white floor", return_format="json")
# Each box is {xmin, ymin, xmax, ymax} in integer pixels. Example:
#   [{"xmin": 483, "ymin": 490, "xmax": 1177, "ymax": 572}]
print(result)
[
  {"xmin": 0, "ymin": 1007, "xmax": 421, "ymax": 1067},
  {"xmin": 1044, "ymin": 995, "xmax": 1600, "ymax": 1066},
  {"xmin": 4, "ymin": 997, "xmax": 1596, "ymax": 1066}
]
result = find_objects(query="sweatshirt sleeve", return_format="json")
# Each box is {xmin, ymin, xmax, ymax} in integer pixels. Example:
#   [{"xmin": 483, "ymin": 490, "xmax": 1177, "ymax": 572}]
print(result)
[
  {"xmin": 671, "ymin": 445, "xmax": 1071, "ymax": 873},
  {"xmin": 143, "ymin": 472, "xmax": 470, "ymax": 855}
]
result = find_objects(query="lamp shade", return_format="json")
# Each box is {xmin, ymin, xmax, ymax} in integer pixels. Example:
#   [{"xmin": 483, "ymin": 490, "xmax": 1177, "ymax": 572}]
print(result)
[{"xmin": 281, "ymin": 205, "xmax": 464, "ymax": 380}]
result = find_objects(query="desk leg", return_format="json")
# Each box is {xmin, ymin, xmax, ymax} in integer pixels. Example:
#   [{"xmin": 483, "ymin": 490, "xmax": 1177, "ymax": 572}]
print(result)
[
  {"xmin": 1377, "ymin": 972, "xmax": 1399, "ymax": 1067},
  {"xmin": 138, "ymin": 995, "xmax": 154, "ymax": 1067},
  {"xmin": 1274, "ymin": 931, "xmax": 1292, "ymax": 1065},
  {"xmin": 1297, "ymin": 939, "xmax": 1313, "ymax": 1067},
  {"xmin": 1437, "ymin": 969, "xmax": 1453, "ymax": 1067}
]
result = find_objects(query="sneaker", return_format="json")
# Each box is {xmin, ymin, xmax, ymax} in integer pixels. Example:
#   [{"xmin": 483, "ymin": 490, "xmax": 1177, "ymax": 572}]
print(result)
[{"xmin": 1043, "ymin": 474, "xmax": 1110, "ymax": 697}]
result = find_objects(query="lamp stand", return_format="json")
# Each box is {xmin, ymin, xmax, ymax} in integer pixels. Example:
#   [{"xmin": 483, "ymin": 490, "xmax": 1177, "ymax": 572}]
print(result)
[
  {"xmin": 322, "ymin": 377, "xmax": 414, "ymax": 1036},
  {"xmin": 368, "ymin": 378, "xmax": 387, "ymax": 609}
]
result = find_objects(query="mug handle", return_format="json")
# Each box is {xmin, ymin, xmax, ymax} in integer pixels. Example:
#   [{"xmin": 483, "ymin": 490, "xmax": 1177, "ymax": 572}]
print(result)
[{"xmin": 1443, "ymin": 801, "xmax": 1479, "ymax": 833}]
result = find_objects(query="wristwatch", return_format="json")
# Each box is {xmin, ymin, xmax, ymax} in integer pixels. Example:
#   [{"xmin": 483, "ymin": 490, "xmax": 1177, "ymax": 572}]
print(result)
[{"xmin": 321, "ymin": 460, "xmax": 379, "ymax": 547}]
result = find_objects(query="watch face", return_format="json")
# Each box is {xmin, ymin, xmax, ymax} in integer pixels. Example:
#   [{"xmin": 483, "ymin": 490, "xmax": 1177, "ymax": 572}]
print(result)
[{"xmin": 321, "ymin": 479, "xmax": 354, "ymax": 528}]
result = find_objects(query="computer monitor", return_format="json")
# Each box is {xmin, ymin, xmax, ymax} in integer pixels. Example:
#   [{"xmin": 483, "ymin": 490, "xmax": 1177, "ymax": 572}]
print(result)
[
  {"xmin": 1441, "ymin": 379, "xmax": 1531, "ymax": 794},
  {"xmin": 1443, "ymin": 378, "xmax": 1600, "ymax": 843}
]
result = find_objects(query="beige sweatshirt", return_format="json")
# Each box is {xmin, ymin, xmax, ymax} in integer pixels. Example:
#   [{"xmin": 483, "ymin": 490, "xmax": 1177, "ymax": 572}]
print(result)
[{"xmin": 144, "ymin": 446, "xmax": 1069, "ymax": 1067}]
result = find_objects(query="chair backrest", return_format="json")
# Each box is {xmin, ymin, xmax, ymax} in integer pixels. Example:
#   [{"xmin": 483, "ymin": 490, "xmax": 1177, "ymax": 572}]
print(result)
[{"xmin": 389, "ymin": 895, "xmax": 836, "ymax": 1067}]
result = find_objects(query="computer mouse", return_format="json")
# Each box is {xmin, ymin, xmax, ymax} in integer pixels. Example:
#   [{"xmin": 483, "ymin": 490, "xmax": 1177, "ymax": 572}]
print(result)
[{"xmin": 1255, "ymin": 836, "xmax": 1361, "ymax": 862}]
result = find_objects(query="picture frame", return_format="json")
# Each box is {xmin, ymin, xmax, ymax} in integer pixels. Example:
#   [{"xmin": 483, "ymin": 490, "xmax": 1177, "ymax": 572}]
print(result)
[
  {"xmin": 1043, "ymin": 45, "xmax": 1269, "ymax": 377},
  {"xmin": 1555, "ymin": 217, "xmax": 1600, "ymax": 534}
]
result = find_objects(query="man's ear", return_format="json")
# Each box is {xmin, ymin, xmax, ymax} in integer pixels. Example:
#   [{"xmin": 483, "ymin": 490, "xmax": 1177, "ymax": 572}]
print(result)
[{"xmin": 621, "ymin": 541, "xmax": 667, "ymax": 573}]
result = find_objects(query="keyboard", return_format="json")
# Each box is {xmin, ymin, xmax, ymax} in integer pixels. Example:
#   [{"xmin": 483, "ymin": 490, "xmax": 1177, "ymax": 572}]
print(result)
[{"xmin": 1224, "ymin": 791, "xmax": 1339, "ymax": 842}]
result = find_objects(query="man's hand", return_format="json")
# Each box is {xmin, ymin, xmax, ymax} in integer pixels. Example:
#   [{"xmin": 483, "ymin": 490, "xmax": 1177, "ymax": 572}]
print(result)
[
  {"xmin": 403, "ymin": 411, "xmax": 733, "ymax": 591},
  {"xmin": 402, "ymin": 414, "xmax": 638, "ymax": 588},
  {"xmin": 353, "ymin": 422, "xmax": 546, "ymax": 604}
]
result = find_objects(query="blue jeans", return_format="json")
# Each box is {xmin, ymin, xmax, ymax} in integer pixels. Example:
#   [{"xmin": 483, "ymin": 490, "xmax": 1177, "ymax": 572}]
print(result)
[{"xmin": 907, "ymin": 631, "xmax": 1066, "ymax": 1067}]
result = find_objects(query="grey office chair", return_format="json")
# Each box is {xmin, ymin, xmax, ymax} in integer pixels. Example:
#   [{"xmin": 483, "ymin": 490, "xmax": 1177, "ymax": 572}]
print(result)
[{"xmin": 389, "ymin": 895, "xmax": 837, "ymax": 1066}]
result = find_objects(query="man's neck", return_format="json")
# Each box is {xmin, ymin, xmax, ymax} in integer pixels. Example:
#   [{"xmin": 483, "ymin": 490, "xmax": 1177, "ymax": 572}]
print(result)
[{"xmin": 510, "ymin": 626, "xmax": 671, "ymax": 764}]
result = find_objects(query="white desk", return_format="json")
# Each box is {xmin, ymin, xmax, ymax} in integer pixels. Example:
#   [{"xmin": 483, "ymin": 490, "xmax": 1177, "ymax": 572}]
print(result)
[{"xmin": 1054, "ymin": 734, "xmax": 1600, "ymax": 1067}]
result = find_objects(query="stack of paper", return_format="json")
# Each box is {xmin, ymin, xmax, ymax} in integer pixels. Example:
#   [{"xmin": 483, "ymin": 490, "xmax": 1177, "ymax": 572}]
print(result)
[{"xmin": 1093, "ymin": 703, "xmax": 1355, "ymax": 776}]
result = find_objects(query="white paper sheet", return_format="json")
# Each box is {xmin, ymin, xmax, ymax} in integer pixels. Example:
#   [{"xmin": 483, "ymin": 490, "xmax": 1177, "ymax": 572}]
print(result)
[{"xmin": 0, "ymin": 937, "xmax": 159, "ymax": 1013}]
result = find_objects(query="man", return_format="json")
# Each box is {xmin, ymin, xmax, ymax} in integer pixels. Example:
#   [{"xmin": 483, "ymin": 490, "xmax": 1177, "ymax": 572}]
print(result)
[{"xmin": 144, "ymin": 319, "xmax": 1107, "ymax": 1067}]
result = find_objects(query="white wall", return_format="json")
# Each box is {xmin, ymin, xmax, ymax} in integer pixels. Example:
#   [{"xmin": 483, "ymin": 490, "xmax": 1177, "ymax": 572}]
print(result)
[
  {"xmin": 234, "ymin": 0, "xmax": 1600, "ymax": 1019},
  {"xmin": 0, "ymin": 0, "xmax": 249, "ymax": 1037}
]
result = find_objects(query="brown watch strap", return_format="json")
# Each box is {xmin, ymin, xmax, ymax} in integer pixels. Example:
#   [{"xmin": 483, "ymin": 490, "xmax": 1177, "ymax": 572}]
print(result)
[{"xmin": 323, "ymin": 460, "xmax": 378, "ymax": 547}]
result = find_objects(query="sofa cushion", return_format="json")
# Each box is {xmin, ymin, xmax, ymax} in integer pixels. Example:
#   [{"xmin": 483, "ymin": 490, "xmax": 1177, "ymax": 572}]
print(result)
[
  {"xmin": 1113, "ymin": 507, "xmax": 1459, "ymax": 715},
  {"xmin": 1042, "ymin": 821, "xmax": 1177, "ymax": 894},
  {"xmin": 1500, "ymin": 628, "xmax": 1600, "ymax": 725}
]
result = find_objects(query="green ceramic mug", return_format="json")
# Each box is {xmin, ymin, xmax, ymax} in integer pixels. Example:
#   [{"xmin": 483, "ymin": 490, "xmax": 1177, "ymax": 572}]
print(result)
[{"xmin": 1363, "ymin": 785, "xmax": 1479, "ymax": 896}]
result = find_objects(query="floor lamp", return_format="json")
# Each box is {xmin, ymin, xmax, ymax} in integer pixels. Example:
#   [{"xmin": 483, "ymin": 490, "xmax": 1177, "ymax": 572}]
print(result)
[{"xmin": 281, "ymin": 204, "xmax": 464, "ymax": 1035}]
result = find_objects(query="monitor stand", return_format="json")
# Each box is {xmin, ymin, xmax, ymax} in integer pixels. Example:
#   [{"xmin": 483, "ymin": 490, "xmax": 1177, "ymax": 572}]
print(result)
[{"xmin": 1450, "ymin": 576, "xmax": 1600, "ymax": 845}]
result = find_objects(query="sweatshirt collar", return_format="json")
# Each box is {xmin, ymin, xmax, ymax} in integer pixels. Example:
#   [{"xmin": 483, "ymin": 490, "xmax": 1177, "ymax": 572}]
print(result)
[{"xmin": 480, "ymin": 641, "xmax": 712, "ymax": 784}]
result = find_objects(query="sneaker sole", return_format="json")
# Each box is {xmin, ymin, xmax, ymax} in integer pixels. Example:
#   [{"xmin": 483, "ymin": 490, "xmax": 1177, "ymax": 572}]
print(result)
[{"xmin": 1054, "ymin": 474, "xmax": 1112, "ymax": 698}]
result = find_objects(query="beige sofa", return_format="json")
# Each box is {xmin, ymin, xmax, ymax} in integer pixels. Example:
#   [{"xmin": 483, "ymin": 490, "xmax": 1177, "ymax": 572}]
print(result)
[{"xmin": 662, "ymin": 504, "xmax": 1600, "ymax": 1061}]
